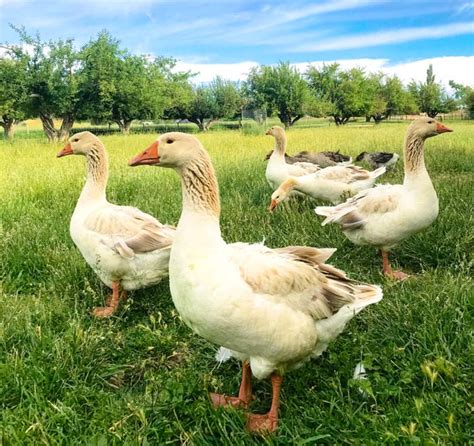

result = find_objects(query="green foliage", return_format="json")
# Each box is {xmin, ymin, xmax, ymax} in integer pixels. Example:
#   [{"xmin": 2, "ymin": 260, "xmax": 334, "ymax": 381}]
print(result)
[
  {"xmin": 7, "ymin": 26, "xmax": 84, "ymax": 141},
  {"xmin": 306, "ymin": 64, "xmax": 370, "ymax": 125},
  {"xmin": 0, "ymin": 123, "xmax": 472, "ymax": 443},
  {"xmin": 409, "ymin": 65, "xmax": 455, "ymax": 118},
  {"xmin": 81, "ymin": 31, "xmax": 181, "ymax": 133},
  {"xmin": 0, "ymin": 56, "xmax": 29, "ymax": 138},
  {"xmin": 366, "ymin": 73, "xmax": 418, "ymax": 122},
  {"xmin": 449, "ymin": 80, "xmax": 473, "ymax": 116},
  {"xmin": 466, "ymin": 90, "xmax": 474, "ymax": 119},
  {"xmin": 173, "ymin": 77, "xmax": 242, "ymax": 131},
  {"xmin": 80, "ymin": 31, "xmax": 123, "ymax": 123},
  {"xmin": 245, "ymin": 62, "xmax": 311, "ymax": 128}
]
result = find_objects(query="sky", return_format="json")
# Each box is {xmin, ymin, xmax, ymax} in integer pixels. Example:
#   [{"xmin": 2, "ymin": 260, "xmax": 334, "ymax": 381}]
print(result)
[{"xmin": 0, "ymin": 0, "xmax": 473, "ymax": 87}]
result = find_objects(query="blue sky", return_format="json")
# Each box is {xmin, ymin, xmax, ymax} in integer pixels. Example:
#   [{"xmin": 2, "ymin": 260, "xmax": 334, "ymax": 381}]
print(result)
[{"xmin": 1, "ymin": 0, "xmax": 473, "ymax": 85}]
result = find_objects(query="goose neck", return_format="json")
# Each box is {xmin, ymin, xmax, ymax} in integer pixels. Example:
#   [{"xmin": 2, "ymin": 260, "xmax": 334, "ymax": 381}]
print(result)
[
  {"xmin": 403, "ymin": 132, "xmax": 432, "ymax": 190},
  {"xmin": 273, "ymin": 134, "xmax": 287, "ymax": 156},
  {"xmin": 178, "ymin": 153, "xmax": 221, "ymax": 220},
  {"xmin": 78, "ymin": 143, "xmax": 108, "ymax": 204}
]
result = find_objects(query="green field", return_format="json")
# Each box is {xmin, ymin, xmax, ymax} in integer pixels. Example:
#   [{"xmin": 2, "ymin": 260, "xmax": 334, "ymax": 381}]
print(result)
[{"xmin": 0, "ymin": 122, "xmax": 472, "ymax": 444}]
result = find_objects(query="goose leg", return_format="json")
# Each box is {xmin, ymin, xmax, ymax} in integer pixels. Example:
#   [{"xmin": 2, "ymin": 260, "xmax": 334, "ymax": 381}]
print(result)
[
  {"xmin": 93, "ymin": 281, "xmax": 121, "ymax": 317},
  {"xmin": 380, "ymin": 250, "xmax": 409, "ymax": 281},
  {"xmin": 247, "ymin": 373, "xmax": 282, "ymax": 433},
  {"xmin": 210, "ymin": 361, "xmax": 253, "ymax": 408},
  {"xmin": 105, "ymin": 288, "xmax": 127, "ymax": 306}
]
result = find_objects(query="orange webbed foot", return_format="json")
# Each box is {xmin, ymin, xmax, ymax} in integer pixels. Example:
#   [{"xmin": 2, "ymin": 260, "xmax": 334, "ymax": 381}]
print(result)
[
  {"xmin": 385, "ymin": 270, "xmax": 410, "ymax": 281},
  {"xmin": 209, "ymin": 392, "xmax": 249, "ymax": 409},
  {"xmin": 246, "ymin": 413, "xmax": 278, "ymax": 434},
  {"xmin": 92, "ymin": 306, "xmax": 116, "ymax": 318}
]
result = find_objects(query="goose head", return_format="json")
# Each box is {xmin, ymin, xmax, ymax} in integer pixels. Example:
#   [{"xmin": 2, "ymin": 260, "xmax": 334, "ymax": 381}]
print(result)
[
  {"xmin": 265, "ymin": 126, "xmax": 286, "ymax": 139},
  {"xmin": 355, "ymin": 151, "xmax": 368, "ymax": 162},
  {"xmin": 269, "ymin": 178, "xmax": 297, "ymax": 211},
  {"xmin": 57, "ymin": 131, "xmax": 101, "ymax": 158},
  {"xmin": 408, "ymin": 117, "xmax": 452, "ymax": 139},
  {"xmin": 129, "ymin": 132, "xmax": 204, "ymax": 168}
]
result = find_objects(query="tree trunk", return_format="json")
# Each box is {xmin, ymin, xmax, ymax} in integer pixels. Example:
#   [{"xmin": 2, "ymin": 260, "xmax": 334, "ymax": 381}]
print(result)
[
  {"xmin": 204, "ymin": 119, "xmax": 217, "ymax": 131},
  {"xmin": 189, "ymin": 118, "xmax": 206, "ymax": 132},
  {"xmin": 58, "ymin": 114, "xmax": 75, "ymax": 142},
  {"xmin": 333, "ymin": 116, "xmax": 341, "ymax": 126},
  {"xmin": 40, "ymin": 113, "xmax": 76, "ymax": 142},
  {"xmin": 278, "ymin": 112, "xmax": 291, "ymax": 129},
  {"xmin": 116, "ymin": 119, "xmax": 133, "ymax": 134},
  {"xmin": 427, "ymin": 111, "xmax": 438, "ymax": 118},
  {"xmin": 372, "ymin": 114, "xmax": 385, "ymax": 124},
  {"xmin": 40, "ymin": 113, "xmax": 59, "ymax": 142},
  {"xmin": 290, "ymin": 115, "xmax": 303, "ymax": 127},
  {"xmin": 365, "ymin": 116, "xmax": 371, "ymax": 122},
  {"xmin": 0, "ymin": 116, "xmax": 17, "ymax": 139}
]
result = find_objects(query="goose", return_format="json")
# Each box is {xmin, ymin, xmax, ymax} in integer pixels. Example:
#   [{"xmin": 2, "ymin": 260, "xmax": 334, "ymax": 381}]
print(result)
[
  {"xmin": 57, "ymin": 131, "xmax": 174, "ymax": 317},
  {"xmin": 129, "ymin": 132, "xmax": 383, "ymax": 433},
  {"xmin": 294, "ymin": 150, "xmax": 352, "ymax": 166},
  {"xmin": 265, "ymin": 126, "xmax": 320, "ymax": 189},
  {"xmin": 264, "ymin": 150, "xmax": 313, "ymax": 165},
  {"xmin": 263, "ymin": 149, "xmax": 351, "ymax": 168},
  {"xmin": 269, "ymin": 165, "xmax": 386, "ymax": 210},
  {"xmin": 315, "ymin": 118, "xmax": 452, "ymax": 280},
  {"xmin": 355, "ymin": 151, "xmax": 399, "ymax": 170}
]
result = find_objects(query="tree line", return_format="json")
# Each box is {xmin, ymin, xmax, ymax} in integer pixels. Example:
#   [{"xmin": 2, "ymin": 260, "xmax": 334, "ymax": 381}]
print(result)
[{"xmin": 1, "ymin": 28, "xmax": 473, "ymax": 141}]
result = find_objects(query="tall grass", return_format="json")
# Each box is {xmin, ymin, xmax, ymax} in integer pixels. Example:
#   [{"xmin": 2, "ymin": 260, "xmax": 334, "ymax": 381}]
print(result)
[{"xmin": 0, "ymin": 122, "xmax": 472, "ymax": 444}]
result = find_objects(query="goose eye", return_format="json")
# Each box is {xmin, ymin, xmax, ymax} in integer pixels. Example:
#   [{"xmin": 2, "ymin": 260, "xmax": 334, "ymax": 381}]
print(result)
[
  {"xmin": 167, "ymin": 139, "xmax": 174, "ymax": 144},
  {"xmin": 427, "ymin": 121, "xmax": 433, "ymax": 124},
  {"xmin": 73, "ymin": 138, "xmax": 79, "ymax": 142}
]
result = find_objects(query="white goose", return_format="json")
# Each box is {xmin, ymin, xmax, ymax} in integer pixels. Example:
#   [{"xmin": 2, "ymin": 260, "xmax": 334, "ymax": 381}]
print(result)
[
  {"xmin": 57, "ymin": 131, "xmax": 174, "ymax": 317},
  {"xmin": 316, "ymin": 117, "xmax": 452, "ymax": 280},
  {"xmin": 269, "ymin": 164, "xmax": 386, "ymax": 210},
  {"xmin": 129, "ymin": 132, "xmax": 382, "ymax": 433},
  {"xmin": 265, "ymin": 126, "xmax": 320, "ymax": 189}
]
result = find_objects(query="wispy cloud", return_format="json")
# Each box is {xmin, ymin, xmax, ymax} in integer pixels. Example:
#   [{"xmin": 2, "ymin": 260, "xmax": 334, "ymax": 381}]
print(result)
[
  {"xmin": 457, "ymin": 2, "xmax": 474, "ymax": 14},
  {"xmin": 293, "ymin": 22, "xmax": 474, "ymax": 52},
  {"xmin": 236, "ymin": 0, "xmax": 383, "ymax": 35}
]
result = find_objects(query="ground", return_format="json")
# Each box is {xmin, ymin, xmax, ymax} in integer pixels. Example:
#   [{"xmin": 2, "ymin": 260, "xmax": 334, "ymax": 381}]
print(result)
[{"xmin": 0, "ymin": 121, "xmax": 472, "ymax": 444}]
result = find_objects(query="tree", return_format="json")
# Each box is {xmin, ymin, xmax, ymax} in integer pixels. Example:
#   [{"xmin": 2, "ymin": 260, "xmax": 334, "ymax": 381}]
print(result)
[
  {"xmin": 449, "ymin": 80, "xmax": 473, "ymax": 115},
  {"xmin": 366, "ymin": 73, "xmax": 417, "ymax": 123},
  {"xmin": 0, "ymin": 55, "xmax": 29, "ymax": 139},
  {"xmin": 11, "ymin": 27, "xmax": 85, "ymax": 142},
  {"xmin": 211, "ymin": 77, "xmax": 242, "ymax": 122},
  {"xmin": 185, "ymin": 86, "xmax": 217, "ymax": 131},
  {"xmin": 81, "ymin": 31, "xmax": 180, "ymax": 133},
  {"xmin": 170, "ymin": 77, "xmax": 241, "ymax": 131},
  {"xmin": 306, "ymin": 64, "xmax": 370, "ymax": 125},
  {"xmin": 409, "ymin": 65, "xmax": 454, "ymax": 118},
  {"xmin": 245, "ymin": 62, "xmax": 310, "ymax": 128},
  {"xmin": 466, "ymin": 90, "xmax": 474, "ymax": 119}
]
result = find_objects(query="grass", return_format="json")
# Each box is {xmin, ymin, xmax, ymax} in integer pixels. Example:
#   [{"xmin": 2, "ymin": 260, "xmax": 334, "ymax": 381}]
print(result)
[{"xmin": 0, "ymin": 122, "xmax": 472, "ymax": 444}]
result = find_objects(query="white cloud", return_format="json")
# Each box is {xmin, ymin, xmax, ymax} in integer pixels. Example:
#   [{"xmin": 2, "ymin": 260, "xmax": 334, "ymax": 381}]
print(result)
[
  {"xmin": 381, "ymin": 56, "xmax": 474, "ymax": 90},
  {"xmin": 293, "ymin": 22, "xmax": 474, "ymax": 52},
  {"xmin": 174, "ymin": 60, "xmax": 259, "ymax": 83},
  {"xmin": 174, "ymin": 56, "xmax": 474, "ymax": 89}
]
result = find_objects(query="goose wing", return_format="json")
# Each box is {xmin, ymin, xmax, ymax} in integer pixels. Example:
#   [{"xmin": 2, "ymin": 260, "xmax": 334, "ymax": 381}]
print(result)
[
  {"xmin": 228, "ymin": 242, "xmax": 379, "ymax": 320},
  {"xmin": 84, "ymin": 204, "xmax": 175, "ymax": 257},
  {"xmin": 316, "ymin": 184, "xmax": 404, "ymax": 230}
]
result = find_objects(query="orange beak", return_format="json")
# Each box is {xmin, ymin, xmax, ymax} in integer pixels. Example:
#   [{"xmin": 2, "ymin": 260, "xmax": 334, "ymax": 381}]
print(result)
[
  {"xmin": 129, "ymin": 141, "xmax": 160, "ymax": 166},
  {"xmin": 57, "ymin": 142, "xmax": 73, "ymax": 158},
  {"xmin": 436, "ymin": 123, "xmax": 453, "ymax": 134},
  {"xmin": 268, "ymin": 199, "xmax": 278, "ymax": 212}
]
